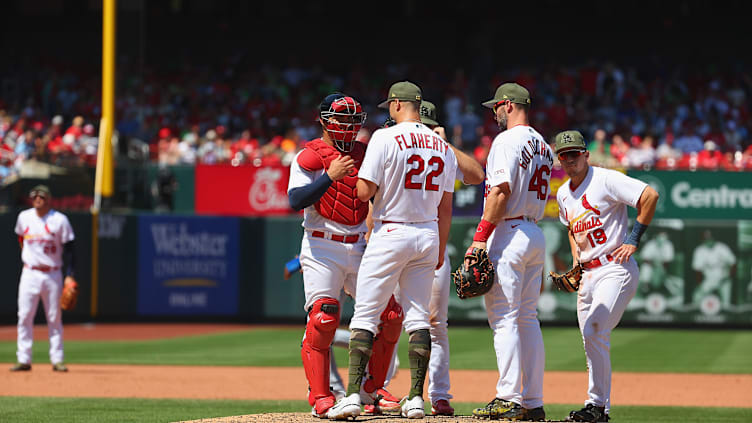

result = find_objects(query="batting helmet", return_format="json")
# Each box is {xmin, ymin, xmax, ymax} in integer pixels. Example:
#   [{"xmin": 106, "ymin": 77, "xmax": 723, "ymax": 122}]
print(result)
[{"xmin": 319, "ymin": 93, "xmax": 367, "ymax": 152}]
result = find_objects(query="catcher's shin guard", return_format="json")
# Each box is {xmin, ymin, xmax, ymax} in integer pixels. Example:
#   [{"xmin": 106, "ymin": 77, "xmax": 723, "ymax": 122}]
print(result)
[
  {"xmin": 301, "ymin": 297, "xmax": 341, "ymax": 406},
  {"xmin": 364, "ymin": 295, "xmax": 403, "ymax": 393}
]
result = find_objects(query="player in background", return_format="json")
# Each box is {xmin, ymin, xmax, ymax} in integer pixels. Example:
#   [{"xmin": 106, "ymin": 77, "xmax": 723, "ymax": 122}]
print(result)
[
  {"xmin": 368, "ymin": 100, "xmax": 484, "ymax": 417},
  {"xmin": 327, "ymin": 81, "xmax": 457, "ymax": 420},
  {"xmin": 466, "ymin": 83, "xmax": 552, "ymax": 421},
  {"xmin": 554, "ymin": 130, "xmax": 658, "ymax": 422},
  {"xmin": 287, "ymin": 93, "xmax": 404, "ymax": 418},
  {"xmin": 12, "ymin": 185, "xmax": 76, "ymax": 372}
]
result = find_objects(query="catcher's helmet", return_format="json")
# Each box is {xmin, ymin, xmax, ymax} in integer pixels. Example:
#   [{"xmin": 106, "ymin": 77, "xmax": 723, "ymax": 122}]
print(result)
[{"xmin": 319, "ymin": 93, "xmax": 366, "ymax": 152}]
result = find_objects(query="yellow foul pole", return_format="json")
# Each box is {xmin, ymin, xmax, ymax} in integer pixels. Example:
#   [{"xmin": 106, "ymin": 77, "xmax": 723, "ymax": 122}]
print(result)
[{"xmin": 92, "ymin": 0, "xmax": 117, "ymax": 316}]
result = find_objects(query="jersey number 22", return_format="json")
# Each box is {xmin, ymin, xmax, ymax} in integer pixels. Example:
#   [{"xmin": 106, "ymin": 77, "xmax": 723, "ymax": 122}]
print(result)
[{"xmin": 405, "ymin": 155, "xmax": 444, "ymax": 191}]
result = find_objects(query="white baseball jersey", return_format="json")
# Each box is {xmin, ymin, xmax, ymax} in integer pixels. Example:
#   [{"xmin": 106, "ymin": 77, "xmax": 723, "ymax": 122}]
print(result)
[
  {"xmin": 359, "ymin": 121, "xmax": 457, "ymax": 222},
  {"xmin": 15, "ymin": 208, "xmax": 75, "ymax": 268},
  {"xmin": 288, "ymin": 151, "xmax": 368, "ymax": 234},
  {"xmin": 485, "ymin": 125, "xmax": 554, "ymax": 221},
  {"xmin": 557, "ymin": 166, "xmax": 647, "ymax": 263}
]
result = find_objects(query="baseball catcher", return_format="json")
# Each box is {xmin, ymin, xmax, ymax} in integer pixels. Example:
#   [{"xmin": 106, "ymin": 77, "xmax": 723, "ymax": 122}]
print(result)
[
  {"xmin": 60, "ymin": 276, "xmax": 79, "ymax": 311},
  {"xmin": 548, "ymin": 263, "xmax": 582, "ymax": 293},
  {"xmin": 453, "ymin": 247, "xmax": 495, "ymax": 299}
]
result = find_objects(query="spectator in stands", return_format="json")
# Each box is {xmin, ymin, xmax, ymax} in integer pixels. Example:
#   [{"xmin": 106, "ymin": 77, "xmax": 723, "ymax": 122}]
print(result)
[
  {"xmin": 609, "ymin": 133, "xmax": 630, "ymax": 167},
  {"xmin": 626, "ymin": 135, "xmax": 657, "ymax": 169},
  {"xmin": 587, "ymin": 128, "xmax": 612, "ymax": 167},
  {"xmin": 697, "ymin": 140, "xmax": 723, "ymax": 170},
  {"xmin": 673, "ymin": 122, "xmax": 704, "ymax": 154}
]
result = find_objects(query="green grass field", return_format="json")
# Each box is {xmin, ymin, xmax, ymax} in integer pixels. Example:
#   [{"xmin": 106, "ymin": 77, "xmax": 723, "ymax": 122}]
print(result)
[{"xmin": 2, "ymin": 326, "xmax": 751, "ymax": 422}]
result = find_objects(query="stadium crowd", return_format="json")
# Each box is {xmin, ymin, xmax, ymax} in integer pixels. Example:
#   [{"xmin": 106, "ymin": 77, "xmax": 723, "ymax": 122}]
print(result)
[{"xmin": 2, "ymin": 58, "xmax": 752, "ymax": 185}]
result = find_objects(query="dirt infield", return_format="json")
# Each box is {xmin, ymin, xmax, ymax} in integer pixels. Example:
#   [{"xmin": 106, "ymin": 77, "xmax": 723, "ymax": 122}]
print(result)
[{"xmin": 2, "ymin": 323, "xmax": 751, "ymax": 422}]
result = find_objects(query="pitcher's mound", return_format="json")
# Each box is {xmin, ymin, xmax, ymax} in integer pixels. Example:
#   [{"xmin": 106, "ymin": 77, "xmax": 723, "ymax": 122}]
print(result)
[{"xmin": 176, "ymin": 413, "xmax": 564, "ymax": 422}]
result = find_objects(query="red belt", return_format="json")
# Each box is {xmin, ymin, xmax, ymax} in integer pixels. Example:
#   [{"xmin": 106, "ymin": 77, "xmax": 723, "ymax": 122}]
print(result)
[
  {"xmin": 581, "ymin": 254, "xmax": 614, "ymax": 270},
  {"xmin": 506, "ymin": 216, "xmax": 524, "ymax": 221},
  {"xmin": 25, "ymin": 264, "xmax": 60, "ymax": 272},
  {"xmin": 505, "ymin": 216, "xmax": 536, "ymax": 222},
  {"xmin": 311, "ymin": 231, "xmax": 359, "ymax": 244}
]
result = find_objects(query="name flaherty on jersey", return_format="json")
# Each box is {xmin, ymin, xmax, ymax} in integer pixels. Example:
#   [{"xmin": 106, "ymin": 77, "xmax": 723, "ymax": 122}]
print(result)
[{"xmin": 393, "ymin": 132, "xmax": 449, "ymax": 153}]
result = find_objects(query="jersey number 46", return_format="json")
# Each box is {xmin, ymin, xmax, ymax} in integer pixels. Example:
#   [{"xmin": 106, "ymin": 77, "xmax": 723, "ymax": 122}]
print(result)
[
  {"xmin": 405, "ymin": 154, "xmax": 445, "ymax": 191},
  {"xmin": 527, "ymin": 165, "xmax": 551, "ymax": 200}
]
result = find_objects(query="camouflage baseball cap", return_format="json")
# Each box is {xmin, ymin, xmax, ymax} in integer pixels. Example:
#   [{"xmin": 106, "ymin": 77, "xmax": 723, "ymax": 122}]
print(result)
[
  {"xmin": 30, "ymin": 184, "xmax": 51, "ymax": 197},
  {"xmin": 419, "ymin": 100, "xmax": 439, "ymax": 126},
  {"xmin": 554, "ymin": 130, "xmax": 587, "ymax": 153},
  {"xmin": 377, "ymin": 81, "xmax": 423, "ymax": 109},
  {"xmin": 481, "ymin": 82, "xmax": 531, "ymax": 108}
]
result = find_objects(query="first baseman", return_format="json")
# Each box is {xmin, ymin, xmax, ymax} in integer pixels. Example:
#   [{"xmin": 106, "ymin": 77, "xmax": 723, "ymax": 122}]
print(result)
[
  {"xmin": 555, "ymin": 130, "xmax": 659, "ymax": 422},
  {"xmin": 12, "ymin": 185, "xmax": 76, "ymax": 372},
  {"xmin": 327, "ymin": 81, "xmax": 458, "ymax": 420},
  {"xmin": 467, "ymin": 83, "xmax": 552, "ymax": 421}
]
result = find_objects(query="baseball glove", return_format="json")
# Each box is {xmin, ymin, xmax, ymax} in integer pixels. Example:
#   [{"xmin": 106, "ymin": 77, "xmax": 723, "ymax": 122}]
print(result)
[
  {"xmin": 60, "ymin": 277, "xmax": 79, "ymax": 311},
  {"xmin": 548, "ymin": 264, "xmax": 582, "ymax": 293},
  {"xmin": 452, "ymin": 247, "xmax": 495, "ymax": 299}
]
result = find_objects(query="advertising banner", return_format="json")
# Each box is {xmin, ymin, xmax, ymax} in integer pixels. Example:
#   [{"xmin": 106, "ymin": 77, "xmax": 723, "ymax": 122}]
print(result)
[
  {"xmin": 195, "ymin": 164, "xmax": 292, "ymax": 216},
  {"xmin": 444, "ymin": 218, "xmax": 752, "ymax": 326},
  {"xmin": 137, "ymin": 215, "xmax": 239, "ymax": 315},
  {"xmin": 629, "ymin": 170, "xmax": 752, "ymax": 219}
]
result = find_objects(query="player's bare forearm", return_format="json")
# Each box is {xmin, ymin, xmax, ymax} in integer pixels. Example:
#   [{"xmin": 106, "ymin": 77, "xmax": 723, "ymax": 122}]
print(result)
[
  {"xmin": 448, "ymin": 144, "xmax": 485, "ymax": 185},
  {"xmin": 567, "ymin": 229, "xmax": 580, "ymax": 266},
  {"xmin": 481, "ymin": 184, "xmax": 510, "ymax": 225},
  {"xmin": 437, "ymin": 191, "xmax": 453, "ymax": 269},
  {"xmin": 356, "ymin": 179, "xmax": 377, "ymax": 202},
  {"xmin": 636, "ymin": 185, "xmax": 659, "ymax": 225},
  {"xmin": 469, "ymin": 184, "xmax": 509, "ymax": 250},
  {"xmin": 365, "ymin": 202, "xmax": 374, "ymax": 243}
]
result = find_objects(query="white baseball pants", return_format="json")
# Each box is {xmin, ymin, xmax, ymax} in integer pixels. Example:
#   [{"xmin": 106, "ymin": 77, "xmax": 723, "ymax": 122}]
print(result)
[
  {"xmin": 577, "ymin": 258, "xmax": 638, "ymax": 414},
  {"xmin": 17, "ymin": 268, "xmax": 64, "ymax": 364},
  {"xmin": 484, "ymin": 219, "xmax": 546, "ymax": 409}
]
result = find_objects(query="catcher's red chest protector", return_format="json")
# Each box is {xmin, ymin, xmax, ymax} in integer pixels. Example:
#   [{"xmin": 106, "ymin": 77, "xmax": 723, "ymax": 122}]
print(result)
[{"xmin": 296, "ymin": 139, "xmax": 368, "ymax": 226}]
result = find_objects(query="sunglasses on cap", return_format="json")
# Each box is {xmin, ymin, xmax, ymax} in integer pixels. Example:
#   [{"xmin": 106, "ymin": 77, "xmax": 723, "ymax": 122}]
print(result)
[
  {"xmin": 557, "ymin": 149, "xmax": 586, "ymax": 161},
  {"xmin": 30, "ymin": 190, "xmax": 48, "ymax": 199}
]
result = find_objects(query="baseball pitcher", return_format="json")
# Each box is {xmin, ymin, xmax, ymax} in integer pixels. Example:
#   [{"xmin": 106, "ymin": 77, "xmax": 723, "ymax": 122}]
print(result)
[{"xmin": 327, "ymin": 81, "xmax": 457, "ymax": 420}]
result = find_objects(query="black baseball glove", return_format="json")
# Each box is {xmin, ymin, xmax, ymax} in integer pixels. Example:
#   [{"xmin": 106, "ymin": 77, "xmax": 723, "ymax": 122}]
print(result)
[
  {"xmin": 549, "ymin": 264, "xmax": 582, "ymax": 293},
  {"xmin": 453, "ymin": 247, "xmax": 495, "ymax": 299}
]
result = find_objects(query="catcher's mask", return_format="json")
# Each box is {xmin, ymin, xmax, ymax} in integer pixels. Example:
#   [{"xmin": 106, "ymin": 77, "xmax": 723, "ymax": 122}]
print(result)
[{"xmin": 319, "ymin": 93, "xmax": 367, "ymax": 152}]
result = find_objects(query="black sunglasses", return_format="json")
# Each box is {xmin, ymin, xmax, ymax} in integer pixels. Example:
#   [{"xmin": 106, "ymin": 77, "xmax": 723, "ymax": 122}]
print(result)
[{"xmin": 558, "ymin": 150, "xmax": 585, "ymax": 161}]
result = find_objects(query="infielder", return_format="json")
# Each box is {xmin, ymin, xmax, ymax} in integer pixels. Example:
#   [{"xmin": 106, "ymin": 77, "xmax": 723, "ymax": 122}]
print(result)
[
  {"xmin": 287, "ymin": 93, "xmax": 404, "ymax": 418},
  {"xmin": 467, "ymin": 83, "xmax": 552, "ymax": 421},
  {"xmin": 554, "ymin": 130, "xmax": 658, "ymax": 422},
  {"xmin": 12, "ymin": 185, "xmax": 76, "ymax": 372},
  {"xmin": 327, "ymin": 81, "xmax": 457, "ymax": 420}
]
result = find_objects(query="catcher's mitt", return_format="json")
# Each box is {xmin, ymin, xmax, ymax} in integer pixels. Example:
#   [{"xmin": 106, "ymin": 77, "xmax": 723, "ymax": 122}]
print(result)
[
  {"xmin": 548, "ymin": 264, "xmax": 582, "ymax": 293},
  {"xmin": 60, "ymin": 277, "xmax": 79, "ymax": 311},
  {"xmin": 453, "ymin": 247, "xmax": 495, "ymax": 299}
]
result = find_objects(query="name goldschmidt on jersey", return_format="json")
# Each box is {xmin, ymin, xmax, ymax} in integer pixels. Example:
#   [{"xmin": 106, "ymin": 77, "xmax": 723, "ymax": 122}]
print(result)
[{"xmin": 518, "ymin": 137, "xmax": 554, "ymax": 170}]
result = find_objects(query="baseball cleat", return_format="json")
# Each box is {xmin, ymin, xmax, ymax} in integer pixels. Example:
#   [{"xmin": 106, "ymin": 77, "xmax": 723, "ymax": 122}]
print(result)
[
  {"xmin": 52, "ymin": 362, "xmax": 68, "ymax": 372},
  {"xmin": 524, "ymin": 406, "xmax": 546, "ymax": 421},
  {"xmin": 495, "ymin": 401, "xmax": 526, "ymax": 420},
  {"xmin": 326, "ymin": 393, "xmax": 361, "ymax": 420},
  {"xmin": 311, "ymin": 394, "xmax": 336, "ymax": 418},
  {"xmin": 363, "ymin": 386, "xmax": 401, "ymax": 414},
  {"xmin": 472, "ymin": 397, "xmax": 515, "ymax": 419},
  {"xmin": 567, "ymin": 404, "xmax": 610, "ymax": 422},
  {"xmin": 431, "ymin": 399, "xmax": 455, "ymax": 416},
  {"xmin": 10, "ymin": 362, "xmax": 31, "ymax": 372},
  {"xmin": 400, "ymin": 395, "xmax": 425, "ymax": 419}
]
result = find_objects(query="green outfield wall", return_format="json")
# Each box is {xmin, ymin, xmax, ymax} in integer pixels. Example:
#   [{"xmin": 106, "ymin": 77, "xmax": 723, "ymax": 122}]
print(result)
[{"xmin": 1, "ymin": 212, "xmax": 750, "ymax": 326}]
